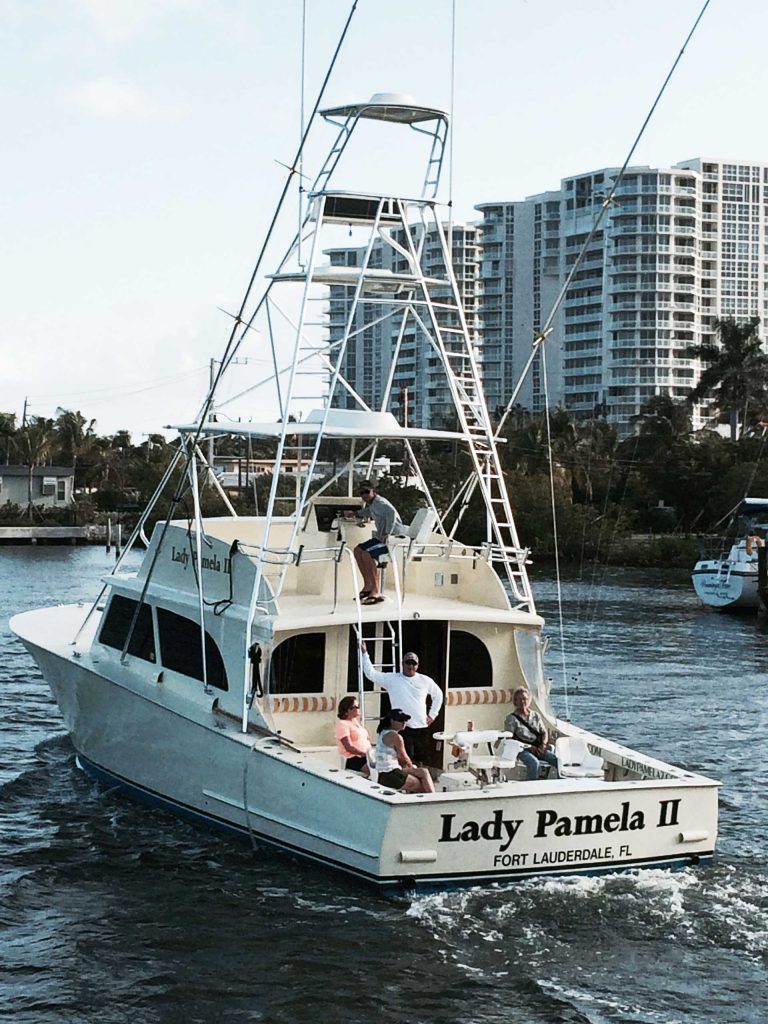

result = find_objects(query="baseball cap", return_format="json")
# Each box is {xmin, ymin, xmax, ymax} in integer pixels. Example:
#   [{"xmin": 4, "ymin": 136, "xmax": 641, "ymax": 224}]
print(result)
[{"xmin": 384, "ymin": 708, "xmax": 411, "ymax": 723}]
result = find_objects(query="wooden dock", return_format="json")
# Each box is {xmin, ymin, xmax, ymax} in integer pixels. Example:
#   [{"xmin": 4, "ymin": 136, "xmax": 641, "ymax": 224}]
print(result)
[{"xmin": 0, "ymin": 525, "xmax": 109, "ymax": 545}]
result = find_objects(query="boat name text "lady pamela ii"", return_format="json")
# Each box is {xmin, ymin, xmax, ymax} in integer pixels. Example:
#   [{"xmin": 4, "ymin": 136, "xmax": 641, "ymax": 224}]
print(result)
[{"xmin": 438, "ymin": 798, "xmax": 681, "ymax": 852}]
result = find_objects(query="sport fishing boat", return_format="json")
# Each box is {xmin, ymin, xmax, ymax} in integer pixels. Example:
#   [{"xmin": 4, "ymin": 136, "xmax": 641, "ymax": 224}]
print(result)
[
  {"xmin": 692, "ymin": 497, "xmax": 768, "ymax": 612},
  {"xmin": 11, "ymin": 91, "xmax": 719, "ymax": 889}
]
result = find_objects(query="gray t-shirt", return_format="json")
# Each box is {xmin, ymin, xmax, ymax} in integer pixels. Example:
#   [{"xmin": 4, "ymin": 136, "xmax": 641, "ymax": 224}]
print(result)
[
  {"xmin": 504, "ymin": 709, "xmax": 545, "ymax": 746},
  {"xmin": 357, "ymin": 493, "xmax": 402, "ymax": 539}
]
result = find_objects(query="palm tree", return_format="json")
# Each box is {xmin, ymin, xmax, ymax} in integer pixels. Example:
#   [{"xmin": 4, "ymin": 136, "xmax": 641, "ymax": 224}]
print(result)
[
  {"xmin": 686, "ymin": 317, "xmax": 768, "ymax": 440},
  {"xmin": 632, "ymin": 394, "xmax": 693, "ymax": 449},
  {"xmin": 55, "ymin": 408, "xmax": 97, "ymax": 485},
  {"xmin": 16, "ymin": 416, "xmax": 56, "ymax": 520},
  {"xmin": 0, "ymin": 412, "xmax": 16, "ymax": 465}
]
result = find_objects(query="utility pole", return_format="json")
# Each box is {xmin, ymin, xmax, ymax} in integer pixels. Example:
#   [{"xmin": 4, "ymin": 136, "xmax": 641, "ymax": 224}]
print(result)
[
  {"xmin": 208, "ymin": 359, "xmax": 217, "ymax": 477},
  {"xmin": 21, "ymin": 397, "xmax": 28, "ymax": 428}
]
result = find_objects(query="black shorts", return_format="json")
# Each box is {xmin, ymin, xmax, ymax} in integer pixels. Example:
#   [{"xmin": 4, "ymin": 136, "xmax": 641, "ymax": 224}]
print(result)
[
  {"xmin": 345, "ymin": 755, "xmax": 367, "ymax": 772},
  {"xmin": 378, "ymin": 768, "xmax": 408, "ymax": 790},
  {"xmin": 358, "ymin": 537, "xmax": 389, "ymax": 560}
]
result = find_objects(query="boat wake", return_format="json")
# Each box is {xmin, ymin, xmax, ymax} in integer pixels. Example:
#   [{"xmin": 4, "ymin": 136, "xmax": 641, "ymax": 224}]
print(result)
[{"xmin": 407, "ymin": 867, "xmax": 768, "ymax": 1023}]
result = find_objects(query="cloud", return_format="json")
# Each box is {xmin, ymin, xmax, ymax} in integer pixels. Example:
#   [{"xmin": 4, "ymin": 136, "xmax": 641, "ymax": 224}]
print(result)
[
  {"xmin": 75, "ymin": 0, "xmax": 199, "ymax": 42},
  {"xmin": 69, "ymin": 78, "xmax": 157, "ymax": 120}
]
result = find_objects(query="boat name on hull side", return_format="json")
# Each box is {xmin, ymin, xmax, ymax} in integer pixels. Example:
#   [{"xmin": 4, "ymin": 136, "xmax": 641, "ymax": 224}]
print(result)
[{"xmin": 171, "ymin": 545, "xmax": 231, "ymax": 574}]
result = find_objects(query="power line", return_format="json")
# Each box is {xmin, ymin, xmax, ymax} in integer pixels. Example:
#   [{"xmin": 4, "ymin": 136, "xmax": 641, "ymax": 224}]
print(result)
[{"xmin": 23, "ymin": 366, "xmax": 209, "ymax": 401}]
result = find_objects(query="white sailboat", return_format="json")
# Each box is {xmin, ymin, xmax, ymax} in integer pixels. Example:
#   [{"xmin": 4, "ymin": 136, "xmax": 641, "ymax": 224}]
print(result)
[
  {"xmin": 11, "ymin": 92, "xmax": 718, "ymax": 889},
  {"xmin": 692, "ymin": 498, "xmax": 768, "ymax": 611}
]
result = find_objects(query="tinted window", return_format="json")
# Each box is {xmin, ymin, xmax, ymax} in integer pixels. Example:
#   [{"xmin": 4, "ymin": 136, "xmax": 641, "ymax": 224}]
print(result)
[
  {"xmin": 271, "ymin": 633, "xmax": 325, "ymax": 694},
  {"xmin": 99, "ymin": 595, "xmax": 156, "ymax": 662},
  {"xmin": 448, "ymin": 631, "xmax": 492, "ymax": 688},
  {"xmin": 157, "ymin": 608, "xmax": 228, "ymax": 690}
]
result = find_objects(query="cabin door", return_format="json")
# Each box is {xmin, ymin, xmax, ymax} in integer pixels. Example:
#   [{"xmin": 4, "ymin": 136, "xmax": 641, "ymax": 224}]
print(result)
[
  {"xmin": 347, "ymin": 621, "xmax": 448, "ymax": 768},
  {"xmin": 397, "ymin": 619, "xmax": 447, "ymax": 769}
]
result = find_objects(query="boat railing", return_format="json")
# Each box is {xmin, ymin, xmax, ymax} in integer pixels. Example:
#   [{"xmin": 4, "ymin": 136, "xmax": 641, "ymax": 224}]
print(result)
[
  {"xmin": 236, "ymin": 542, "xmax": 299, "ymax": 567},
  {"xmin": 295, "ymin": 542, "xmax": 347, "ymax": 566},
  {"xmin": 395, "ymin": 537, "xmax": 533, "ymax": 608},
  {"xmin": 233, "ymin": 532, "xmax": 534, "ymax": 610},
  {"xmin": 236, "ymin": 539, "xmax": 346, "ymax": 568},
  {"xmin": 398, "ymin": 536, "xmax": 530, "ymax": 572},
  {"xmin": 695, "ymin": 536, "xmax": 736, "ymax": 562}
]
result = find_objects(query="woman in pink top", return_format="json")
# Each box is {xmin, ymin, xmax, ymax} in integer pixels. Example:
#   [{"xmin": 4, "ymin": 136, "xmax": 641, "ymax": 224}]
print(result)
[{"xmin": 335, "ymin": 695, "xmax": 372, "ymax": 772}]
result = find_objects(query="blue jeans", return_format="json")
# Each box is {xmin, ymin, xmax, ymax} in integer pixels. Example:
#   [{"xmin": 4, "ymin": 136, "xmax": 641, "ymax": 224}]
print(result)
[{"xmin": 518, "ymin": 748, "xmax": 558, "ymax": 780}]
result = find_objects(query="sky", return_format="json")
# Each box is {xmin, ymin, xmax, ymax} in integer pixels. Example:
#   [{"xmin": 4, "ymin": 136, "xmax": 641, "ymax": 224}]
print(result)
[{"xmin": 2, "ymin": 0, "xmax": 766, "ymax": 440}]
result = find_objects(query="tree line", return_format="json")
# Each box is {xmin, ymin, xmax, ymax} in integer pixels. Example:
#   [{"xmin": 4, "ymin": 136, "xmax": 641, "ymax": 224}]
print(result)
[{"xmin": 3, "ymin": 318, "xmax": 768, "ymax": 565}]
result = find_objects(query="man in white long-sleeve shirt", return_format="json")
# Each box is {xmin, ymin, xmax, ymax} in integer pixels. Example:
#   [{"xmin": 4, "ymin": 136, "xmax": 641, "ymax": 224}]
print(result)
[{"xmin": 360, "ymin": 641, "xmax": 443, "ymax": 764}]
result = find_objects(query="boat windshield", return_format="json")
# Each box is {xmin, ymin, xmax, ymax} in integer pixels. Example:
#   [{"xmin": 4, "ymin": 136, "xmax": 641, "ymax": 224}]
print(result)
[{"xmin": 514, "ymin": 629, "xmax": 553, "ymax": 718}]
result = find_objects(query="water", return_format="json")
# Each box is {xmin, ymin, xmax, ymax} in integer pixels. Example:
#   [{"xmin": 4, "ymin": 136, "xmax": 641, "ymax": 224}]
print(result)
[{"xmin": 1, "ymin": 547, "xmax": 766, "ymax": 1023}]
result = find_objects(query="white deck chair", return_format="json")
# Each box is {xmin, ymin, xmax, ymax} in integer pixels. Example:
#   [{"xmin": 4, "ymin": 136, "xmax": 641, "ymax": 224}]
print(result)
[
  {"xmin": 555, "ymin": 736, "xmax": 604, "ymax": 779},
  {"xmin": 404, "ymin": 507, "xmax": 438, "ymax": 545},
  {"xmin": 382, "ymin": 508, "xmax": 438, "ymax": 561},
  {"xmin": 495, "ymin": 738, "xmax": 525, "ymax": 771},
  {"xmin": 339, "ymin": 747, "xmax": 377, "ymax": 781}
]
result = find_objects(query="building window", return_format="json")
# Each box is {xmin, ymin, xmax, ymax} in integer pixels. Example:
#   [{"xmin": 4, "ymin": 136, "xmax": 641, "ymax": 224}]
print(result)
[
  {"xmin": 157, "ymin": 608, "xmax": 228, "ymax": 690},
  {"xmin": 270, "ymin": 632, "xmax": 325, "ymax": 694},
  {"xmin": 57, "ymin": 480, "xmax": 67, "ymax": 501},
  {"xmin": 448, "ymin": 630, "xmax": 492, "ymax": 688},
  {"xmin": 99, "ymin": 595, "xmax": 156, "ymax": 663}
]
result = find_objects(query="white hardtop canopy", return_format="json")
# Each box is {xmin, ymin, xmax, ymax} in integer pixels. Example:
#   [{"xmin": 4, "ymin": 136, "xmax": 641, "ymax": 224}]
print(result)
[
  {"xmin": 738, "ymin": 497, "xmax": 768, "ymax": 527},
  {"xmin": 170, "ymin": 409, "xmax": 468, "ymax": 442},
  {"xmin": 321, "ymin": 92, "xmax": 447, "ymax": 125}
]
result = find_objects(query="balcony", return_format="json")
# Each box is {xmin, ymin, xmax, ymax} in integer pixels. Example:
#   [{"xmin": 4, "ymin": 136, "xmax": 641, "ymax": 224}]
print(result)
[
  {"xmin": 566, "ymin": 312, "xmax": 603, "ymax": 325},
  {"xmin": 564, "ymin": 382, "xmax": 604, "ymax": 395},
  {"xmin": 565, "ymin": 328, "xmax": 604, "ymax": 341}
]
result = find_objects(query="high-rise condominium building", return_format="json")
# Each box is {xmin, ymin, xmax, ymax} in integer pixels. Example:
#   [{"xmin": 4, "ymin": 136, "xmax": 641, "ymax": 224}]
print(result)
[
  {"xmin": 477, "ymin": 158, "xmax": 768, "ymax": 436},
  {"xmin": 326, "ymin": 223, "xmax": 480, "ymax": 428}
]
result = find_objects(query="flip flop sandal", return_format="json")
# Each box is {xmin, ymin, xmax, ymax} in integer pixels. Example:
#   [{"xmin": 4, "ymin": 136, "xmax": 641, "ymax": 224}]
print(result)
[
  {"xmin": 362, "ymin": 595, "xmax": 385, "ymax": 605},
  {"xmin": 359, "ymin": 589, "xmax": 371, "ymax": 599}
]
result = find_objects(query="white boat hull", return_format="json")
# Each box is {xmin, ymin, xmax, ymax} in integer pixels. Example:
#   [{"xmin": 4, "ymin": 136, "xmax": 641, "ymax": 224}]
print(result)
[
  {"xmin": 692, "ymin": 560, "xmax": 759, "ymax": 610},
  {"xmin": 13, "ymin": 606, "xmax": 719, "ymax": 889}
]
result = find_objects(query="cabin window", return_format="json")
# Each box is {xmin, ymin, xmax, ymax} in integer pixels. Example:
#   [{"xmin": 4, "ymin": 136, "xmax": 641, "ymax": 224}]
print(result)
[
  {"xmin": 99, "ymin": 595, "xmax": 156, "ymax": 663},
  {"xmin": 156, "ymin": 608, "xmax": 228, "ymax": 690},
  {"xmin": 448, "ymin": 631, "xmax": 492, "ymax": 688},
  {"xmin": 270, "ymin": 633, "xmax": 325, "ymax": 694}
]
